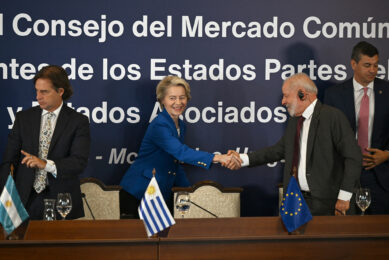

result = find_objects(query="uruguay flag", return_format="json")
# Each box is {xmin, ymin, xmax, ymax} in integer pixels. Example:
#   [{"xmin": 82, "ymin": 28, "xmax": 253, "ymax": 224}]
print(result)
[
  {"xmin": 138, "ymin": 176, "xmax": 175, "ymax": 237},
  {"xmin": 0, "ymin": 175, "xmax": 29, "ymax": 235}
]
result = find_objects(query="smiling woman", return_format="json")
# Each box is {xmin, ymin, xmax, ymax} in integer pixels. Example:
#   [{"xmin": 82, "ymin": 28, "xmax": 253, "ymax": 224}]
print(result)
[{"xmin": 119, "ymin": 75, "xmax": 238, "ymax": 219}]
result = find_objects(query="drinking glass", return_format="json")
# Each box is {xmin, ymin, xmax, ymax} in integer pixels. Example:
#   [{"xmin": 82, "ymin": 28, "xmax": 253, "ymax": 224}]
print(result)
[
  {"xmin": 175, "ymin": 191, "xmax": 190, "ymax": 218},
  {"xmin": 56, "ymin": 193, "xmax": 72, "ymax": 220},
  {"xmin": 356, "ymin": 188, "xmax": 371, "ymax": 216},
  {"xmin": 43, "ymin": 199, "xmax": 56, "ymax": 221}
]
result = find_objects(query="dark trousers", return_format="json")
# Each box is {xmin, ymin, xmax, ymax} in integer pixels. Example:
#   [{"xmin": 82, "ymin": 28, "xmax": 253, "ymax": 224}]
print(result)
[
  {"xmin": 26, "ymin": 189, "xmax": 48, "ymax": 220},
  {"xmin": 119, "ymin": 189, "xmax": 140, "ymax": 219},
  {"xmin": 360, "ymin": 170, "xmax": 389, "ymax": 214},
  {"xmin": 302, "ymin": 192, "xmax": 356, "ymax": 216}
]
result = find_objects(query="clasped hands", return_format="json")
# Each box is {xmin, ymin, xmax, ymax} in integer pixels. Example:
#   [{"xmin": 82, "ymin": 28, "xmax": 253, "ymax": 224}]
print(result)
[
  {"xmin": 213, "ymin": 150, "xmax": 242, "ymax": 170},
  {"xmin": 363, "ymin": 148, "xmax": 389, "ymax": 170}
]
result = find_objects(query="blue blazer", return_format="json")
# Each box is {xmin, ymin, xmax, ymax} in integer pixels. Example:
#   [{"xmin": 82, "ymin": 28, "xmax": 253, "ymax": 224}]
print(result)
[
  {"xmin": 120, "ymin": 109, "xmax": 214, "ymax": 202},
  {"xmin": 324, "ymin": 78, "xmax": 389, "ymax": 190}
]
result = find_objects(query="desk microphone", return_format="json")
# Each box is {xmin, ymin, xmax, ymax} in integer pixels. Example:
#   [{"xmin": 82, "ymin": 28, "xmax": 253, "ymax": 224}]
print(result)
[
  {"xmin": 81, "ymin": 193, "xmax": 96, "ymax": 220},
  {"xmin": 189, "ymin": 200, "xmax": 218, "ymax": 218}
]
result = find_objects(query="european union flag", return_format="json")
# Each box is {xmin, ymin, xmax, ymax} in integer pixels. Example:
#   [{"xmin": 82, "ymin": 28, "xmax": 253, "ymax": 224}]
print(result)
[{"xmin": 280, "ymin": 176, "xmax": 312, "ymax": 232}]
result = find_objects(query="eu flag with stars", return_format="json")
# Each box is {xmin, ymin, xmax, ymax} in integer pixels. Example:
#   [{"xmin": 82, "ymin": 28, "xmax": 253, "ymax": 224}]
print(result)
[{"xmin": 280, "ymin": 176, "xmax": 312, "ymax": 232}]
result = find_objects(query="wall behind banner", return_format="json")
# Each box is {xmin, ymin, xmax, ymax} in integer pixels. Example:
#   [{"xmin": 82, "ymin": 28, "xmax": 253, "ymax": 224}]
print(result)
[{"xmin": 1, "ymin": 0, "xmax": 389, "ymax": 216}]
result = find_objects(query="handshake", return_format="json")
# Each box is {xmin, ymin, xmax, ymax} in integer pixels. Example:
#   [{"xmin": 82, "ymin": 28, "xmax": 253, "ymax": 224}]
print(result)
[{"xmin": 213, "ymin": 150, "xmax": 242, "ymax": 170}]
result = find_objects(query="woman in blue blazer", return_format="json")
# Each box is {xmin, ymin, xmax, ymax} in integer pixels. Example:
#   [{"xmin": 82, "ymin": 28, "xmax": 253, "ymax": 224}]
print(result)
[{"xmin": 120, "ymin": 76, "xmax": 234, "ymax": 218}]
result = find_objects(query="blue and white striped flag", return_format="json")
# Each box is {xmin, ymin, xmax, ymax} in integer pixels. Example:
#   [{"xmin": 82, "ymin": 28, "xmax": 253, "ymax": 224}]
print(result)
[
  {"xmin": 138, "ymin": 176, "xmax": 175, "ymax": 237},
  {"xmin": 0, "ymin": 175, "xmax": 29, "ymax": 235}
]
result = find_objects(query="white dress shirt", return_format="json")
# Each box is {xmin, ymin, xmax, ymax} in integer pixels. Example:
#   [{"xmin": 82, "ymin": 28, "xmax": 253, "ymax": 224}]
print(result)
[{"xmin": 240, "ymin": 99, "xmax": 352, "ymax": 201}]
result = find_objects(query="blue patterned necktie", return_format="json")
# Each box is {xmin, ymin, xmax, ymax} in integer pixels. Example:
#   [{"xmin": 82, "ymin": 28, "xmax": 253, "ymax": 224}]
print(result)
[{"xmin": 34, "ymin": 112, "xmax": 55, "ymax": 193}]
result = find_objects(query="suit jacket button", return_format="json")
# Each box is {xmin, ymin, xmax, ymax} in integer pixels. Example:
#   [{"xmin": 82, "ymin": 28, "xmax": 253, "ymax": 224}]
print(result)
[
  {"xmin": 173, "ymin": 172, "xmax": 176, "ymax": 176},
  {"xmin": 168, "ymin": 171, "xmax": 171, "ymax": 174}
]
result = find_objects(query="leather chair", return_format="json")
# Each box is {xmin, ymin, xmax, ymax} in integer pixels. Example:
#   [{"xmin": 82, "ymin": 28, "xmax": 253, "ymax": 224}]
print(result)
[
  {"xmin": 172, "ymin": 180, "xmax": 243, "ymax": 218},
  {"xmin": 79, "ymin": 177, "xmax": 121, "ymax": 220}
]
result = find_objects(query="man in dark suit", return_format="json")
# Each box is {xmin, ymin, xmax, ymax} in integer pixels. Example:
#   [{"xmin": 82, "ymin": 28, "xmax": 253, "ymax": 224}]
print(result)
[
  {"xmin": 324, "ymin": 41, "xmax": 389, "ymax": 214},
  {"xmin": 228, "ymin": 73, "xmax": 362, "ymax": 216},
  {"xmin": 0, "ymin": 65, "xmax": 90, "ymax": 220}
]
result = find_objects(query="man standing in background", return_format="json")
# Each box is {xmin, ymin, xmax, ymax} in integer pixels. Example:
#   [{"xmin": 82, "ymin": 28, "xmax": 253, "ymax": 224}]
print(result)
[{"xmin": 324, "ymin": 41, "xmax": 389, "ymax": 214}]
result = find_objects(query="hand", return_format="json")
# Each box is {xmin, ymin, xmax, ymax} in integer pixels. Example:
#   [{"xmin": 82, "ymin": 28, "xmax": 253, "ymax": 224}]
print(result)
[
  {"xmin": 363, "ymin": 148, "xmax": 389, "ymax": 170},
  {"xmin": 226, "ymin": 150, "xmax": 243, "ymax": 170},
  {"xmin": 21, "ymin": 150, "xmax": 47, "ymax": 170},
  {"xmin": 334, "ymin": 199, "xmax": 349, "ymax": 216},
  {"xmin": 213, "ymin": 154, "xmax": 242, "ymax": 170}
]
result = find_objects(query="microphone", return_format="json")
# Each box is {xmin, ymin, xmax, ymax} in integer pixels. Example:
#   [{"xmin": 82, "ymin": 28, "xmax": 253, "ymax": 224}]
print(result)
[
  {"xmin": 189, "ymin": 200, "xmax": 218, "ymax": 218},
  {"xmin": 81, "ymin": 193, "xmax": 95, "ymax": 220}
]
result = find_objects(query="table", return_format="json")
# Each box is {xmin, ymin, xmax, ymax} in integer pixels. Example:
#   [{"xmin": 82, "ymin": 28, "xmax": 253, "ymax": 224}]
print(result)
[
  {"xmin": 0, "ymin": 220, "xmax": 157, "ymax": 260},
  {"xmin": 1, "ymin": 216, "xmax": 389, "ymax": 259},
  {"xmin": 160, "ymin": 215, "xmax": 389, "ymax": 259}
]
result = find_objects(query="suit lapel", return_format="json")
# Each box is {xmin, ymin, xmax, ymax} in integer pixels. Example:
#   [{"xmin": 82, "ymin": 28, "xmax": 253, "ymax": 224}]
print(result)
[
  {"xmin": 31, "ymin": 107, "xmax": 42, "ymax": 156},
  {"xmin": 343, "ymin": 80, "xmax": 357, "ymax": 132},
  {"xmin": 306, "ymin": 101, "xmax": 322, "ymax": 167},
  {"xmin": 49, "ymin": 106, "xmax": 70, "ymax": 154},
  {"xmin": 372, "ymin": 79, "xmax": 385, "ymax": 146},
  {"xmin": 161, "ymin": 109, "xmax": 179, "ymax": 138}
]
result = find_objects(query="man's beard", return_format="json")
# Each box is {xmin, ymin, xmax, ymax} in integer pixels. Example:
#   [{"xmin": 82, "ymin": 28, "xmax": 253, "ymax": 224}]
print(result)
[{"xmin": 287, "ymin": 99, "xmax": 298, "ymax": 117}]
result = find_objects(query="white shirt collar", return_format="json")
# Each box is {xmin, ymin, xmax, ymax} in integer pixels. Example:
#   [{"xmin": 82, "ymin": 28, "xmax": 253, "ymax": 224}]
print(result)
[
  {"xmin": 353, "ymin": 77, "xmax": 374, "ymax": 92},
  {"xmin": 302, "ymin": 99, "xmax": 317, "ymax": 120},
  {"xmin": 41, "ymin": 102, "xmax": 63, "ymax": 117}
]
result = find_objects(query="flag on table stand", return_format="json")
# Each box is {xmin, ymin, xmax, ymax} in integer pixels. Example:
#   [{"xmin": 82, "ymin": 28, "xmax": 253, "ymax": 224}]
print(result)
[
  {"xmin": 138, "ymin": 175, "xmax": 175, "ymax": 237},
  {"xmin": 280, "ymin": 176, "xmax": 312, "ymax": 232},
  {"xmin": 0, "ymin": 175, "xmax": 29, "ymax": 235}
]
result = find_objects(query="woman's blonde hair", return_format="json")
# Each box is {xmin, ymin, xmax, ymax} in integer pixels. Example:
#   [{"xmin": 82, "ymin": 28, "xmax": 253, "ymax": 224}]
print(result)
[{"xmin": 156, "ymin": 75, "xmax": 191, "ymax": 108}]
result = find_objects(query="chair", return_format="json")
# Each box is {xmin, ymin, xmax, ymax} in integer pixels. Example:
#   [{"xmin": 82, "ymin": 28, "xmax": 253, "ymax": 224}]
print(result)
[
  {"xmin": 278, "ymin": 183, "xmax": 284, "ymax": 215},
  {"xmin": 79, "ymin": 177, "xmax": 121, "ymax": 220},
  {"xmin": 172, "ymin": 180, "xmax": 243, "ymax": 218}
]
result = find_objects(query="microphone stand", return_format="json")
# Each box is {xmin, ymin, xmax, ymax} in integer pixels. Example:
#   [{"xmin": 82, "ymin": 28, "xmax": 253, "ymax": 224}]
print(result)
[
  {"xmin": 82, "ymin": 193, "xmax": 96, "ymax": 220},
  {"xmin": 189, "ymin": 200, "xmax": 218, "ymax": 218}
]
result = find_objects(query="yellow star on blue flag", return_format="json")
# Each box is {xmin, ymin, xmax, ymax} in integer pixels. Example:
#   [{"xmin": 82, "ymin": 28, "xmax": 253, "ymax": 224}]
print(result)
[{"xmin": 280, "ymin": 176, "xmax": 312, "ymax": 232}]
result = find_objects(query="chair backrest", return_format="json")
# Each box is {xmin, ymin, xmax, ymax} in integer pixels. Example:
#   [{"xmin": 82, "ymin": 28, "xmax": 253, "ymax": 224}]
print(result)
[
  {"xmin": 172, "ymin": 180, "xmax": 243, "ymax": 218},
  {"xmin": 278, "ymin": 183, "xmax": 284, "ymax": 216},
  {"xmin": 79, "ymin": 177, "xmax": 121, "ymax": 220}
]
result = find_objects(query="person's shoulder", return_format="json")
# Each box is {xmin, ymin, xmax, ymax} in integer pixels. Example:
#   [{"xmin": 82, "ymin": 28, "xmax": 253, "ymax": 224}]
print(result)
[
  {"xmin": 16, "ymin": 106, "xmax": 41, "ymax": 118},
  {"xmin": 320, "ymin": 102, "xmax": 348, "ymax": 121},
  {"xmin": 326, "ymin": 78, "xmax": 352, "ymax": 92},
  {"xmin": 374, "ymin": 77, "xmax": 389, "ymax": 87},
  {"xmin": 61, "ymin": 105, "xmax": 89, "ymax": 121}
]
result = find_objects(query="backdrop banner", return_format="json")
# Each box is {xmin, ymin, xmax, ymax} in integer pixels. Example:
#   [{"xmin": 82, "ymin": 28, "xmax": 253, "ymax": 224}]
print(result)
[{"xmin": 1, "ymin": 0, "xmax": 388, "ymax": 216}]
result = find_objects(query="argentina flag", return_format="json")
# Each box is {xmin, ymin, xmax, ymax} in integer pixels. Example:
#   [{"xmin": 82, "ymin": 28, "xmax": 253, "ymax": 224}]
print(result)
[
  {"xmin": 138, "ymin": 176, "xmax": 175, "ymax": 237},
  {"xmin": 0, "ymin": 175, "xmax": 29, "ymax": 235}
]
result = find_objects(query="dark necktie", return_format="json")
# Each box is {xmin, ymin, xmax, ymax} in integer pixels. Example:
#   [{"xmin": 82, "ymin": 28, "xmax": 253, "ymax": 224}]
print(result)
[
  {"xmin": 291, "ymin": 116, "xmax": 305, "ymax": 180},
  {"xmin": 357, "ymin": 87, "xmax": 369, "ymax": 154}
]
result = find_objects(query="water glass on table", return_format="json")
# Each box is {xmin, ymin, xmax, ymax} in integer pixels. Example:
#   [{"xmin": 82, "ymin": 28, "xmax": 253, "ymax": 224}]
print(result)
[
  {"xmin": 356, "ymin": 188, "xmax": 371, "ymax": 216},
  {"xmin": 175, "ymin": 191, "xmax": 191, "ymax": 218},
  {"xmin": 56, "ymin": 193, "xmax": 72, "ymax": 220}
]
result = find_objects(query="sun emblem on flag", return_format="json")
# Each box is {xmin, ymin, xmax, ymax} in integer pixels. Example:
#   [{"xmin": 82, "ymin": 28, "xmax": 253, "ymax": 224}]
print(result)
[
  {"xmin": 5, "ymin": 200, "xmax": 12, "ymax": 208},
  {"xmin": 147, "ymin": 185, "xmax": 156, "ymax": 195}
]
